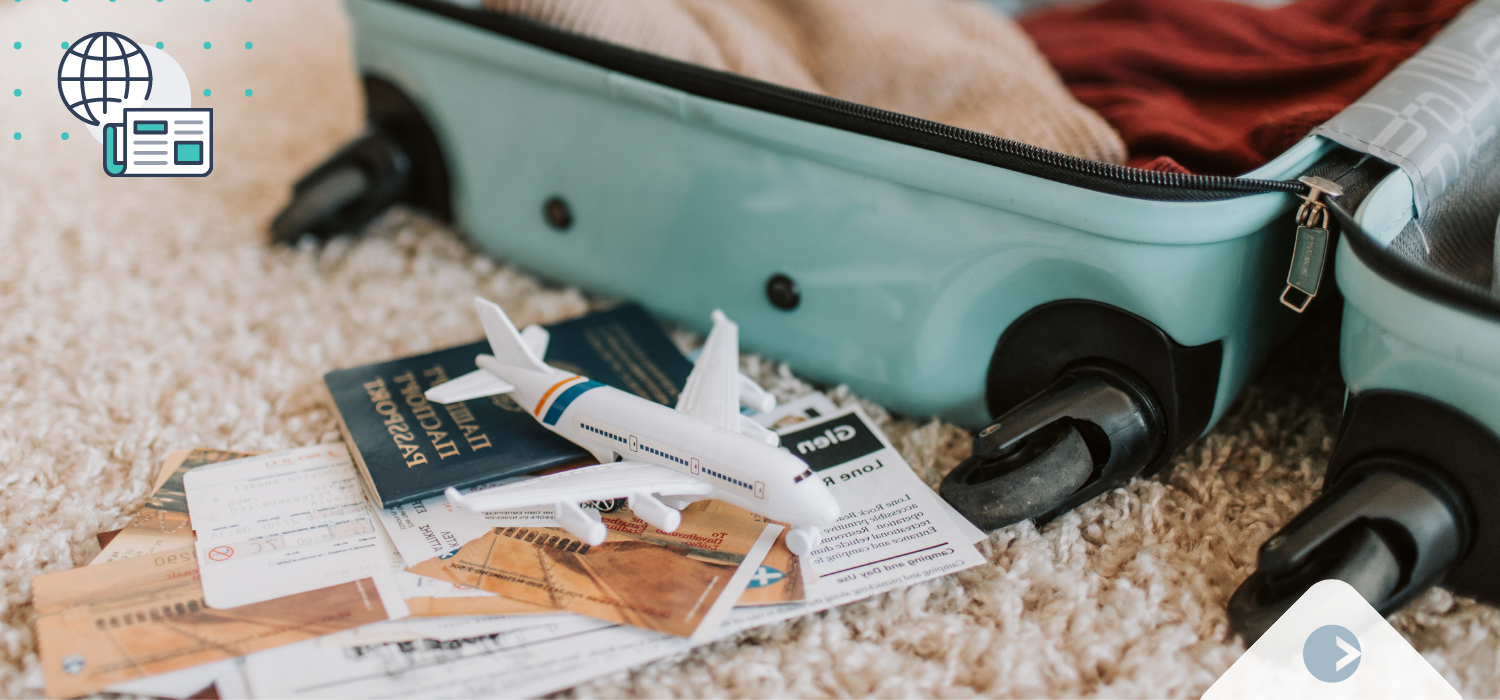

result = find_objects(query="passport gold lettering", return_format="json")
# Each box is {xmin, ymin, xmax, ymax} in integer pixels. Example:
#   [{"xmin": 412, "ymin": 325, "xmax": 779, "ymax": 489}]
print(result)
[
  {"xmin": 370, "ymin": 374, "xmax": 429, "ymax": 468},
  {"xmin": 424, "ymin": 364, "xmax": 495, "ymax": 453},
  {"xmin": 397, "ymin": 370, "xmax": 461, "ymax": 460}
]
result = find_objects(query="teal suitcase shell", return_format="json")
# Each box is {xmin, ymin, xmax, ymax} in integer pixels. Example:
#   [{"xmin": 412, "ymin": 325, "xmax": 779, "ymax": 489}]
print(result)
[
  {"xmin": 276, "ymin": 0, "xmax": 1338, "ymax": 530},
  {"xmin": 1229, "ymin": 0, "xmax": 1500, "ymax": 643}
]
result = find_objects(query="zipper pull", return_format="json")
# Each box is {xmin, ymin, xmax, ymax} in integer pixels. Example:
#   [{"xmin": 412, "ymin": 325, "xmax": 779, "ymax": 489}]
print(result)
[{"xmin": 1280, "ymin": 176, "xmax": 1343, "ymax": 313}]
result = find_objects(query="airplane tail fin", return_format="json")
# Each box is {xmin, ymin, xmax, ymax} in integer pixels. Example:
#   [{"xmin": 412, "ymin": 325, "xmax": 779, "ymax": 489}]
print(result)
[{"xmin": 475, "ymin": 297, "xmax": 555, "ymax": 375}]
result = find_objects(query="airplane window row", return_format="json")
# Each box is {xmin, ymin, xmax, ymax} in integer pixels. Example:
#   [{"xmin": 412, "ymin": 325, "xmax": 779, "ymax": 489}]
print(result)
[
  {"xmin": 704, "ymin": 468, "xmax": 749, "ymax": 491},
  {"xmin": 583, "ymin": 423, "xmax": 626, "ymax": 444},
  {"xmin": 640, "ymin": 443, "xmax": 688, "ymax": 467}
]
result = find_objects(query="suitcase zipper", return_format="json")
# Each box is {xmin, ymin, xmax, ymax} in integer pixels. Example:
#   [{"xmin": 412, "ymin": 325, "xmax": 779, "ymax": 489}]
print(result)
[
  {"xmin": 400, "ymin": 0, "xmax": 1312, "ymax": 203},
  {"xmin": 1280, "ymin": 176, "xmax": 1341, "ymax": 312},
  {"xmin": 736, "ymin": 81, "xmax": 1312, "ymax": 200}
]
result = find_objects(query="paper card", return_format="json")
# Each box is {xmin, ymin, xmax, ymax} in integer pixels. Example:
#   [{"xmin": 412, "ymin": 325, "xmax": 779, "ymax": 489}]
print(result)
[
  {"xmin": 91, "ymin": 449, "xmax": 257, "ymax": 566},
  {"xmin": 184, "ymin": 444, "xmax": 404, "ymax": 611},
  {"xmin": 33, "ymin": 547, "xmax": 397, "ymax": 699},
  {"xmin": 677, "ymin": 499, "xmax": 807, "ymax": 607},
  {"xmin": 410, "ymin": 511, "xmax": 782, "ymax": 640},
  {"xmin": 370, "ymin": 509, "xmax": 553, "ymax": 620}
]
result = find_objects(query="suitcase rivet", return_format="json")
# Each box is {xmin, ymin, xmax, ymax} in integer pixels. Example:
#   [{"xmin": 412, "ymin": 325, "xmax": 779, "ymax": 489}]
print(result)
[
  {"xmin": 543, "ymin": 196, "xmax": 573, "ymax": 231},
  {"xmin": 766, "ymin": 274, "xmax": 800, "ymax": 310}
]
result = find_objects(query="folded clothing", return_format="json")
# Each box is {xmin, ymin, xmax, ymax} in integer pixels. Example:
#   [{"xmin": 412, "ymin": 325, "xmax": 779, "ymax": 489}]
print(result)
[
  {"xmin": 1021, "ymin": 0, "xmax": 1473, "ymax": 175},
  {"xmin": 486, "ymin": 0, "xmax": 1128, "ymax": 164}
]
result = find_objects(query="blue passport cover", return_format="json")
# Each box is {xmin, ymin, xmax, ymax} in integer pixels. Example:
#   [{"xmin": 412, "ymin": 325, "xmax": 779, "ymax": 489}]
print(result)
[{"xmin": 325, "ymin": 304, "xmax": 692, "ymax": 508}]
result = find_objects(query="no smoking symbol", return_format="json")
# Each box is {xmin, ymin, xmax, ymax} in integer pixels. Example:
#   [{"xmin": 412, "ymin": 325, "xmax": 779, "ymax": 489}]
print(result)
[{"xmin": 208, "ymin": 546, "xmax": 234, "ymax": 562}]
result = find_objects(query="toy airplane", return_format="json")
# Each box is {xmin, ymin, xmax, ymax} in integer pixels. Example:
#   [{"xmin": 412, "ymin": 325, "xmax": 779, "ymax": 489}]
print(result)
[{"xmin": 425, "ymin": 298, "xmax": 841, "ymax": 570}]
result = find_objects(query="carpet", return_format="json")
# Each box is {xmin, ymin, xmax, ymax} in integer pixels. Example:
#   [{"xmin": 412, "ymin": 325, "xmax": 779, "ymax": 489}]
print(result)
[{"xmin": 0, "ymin": 1, "xmax": 1496, "ymax": 697}]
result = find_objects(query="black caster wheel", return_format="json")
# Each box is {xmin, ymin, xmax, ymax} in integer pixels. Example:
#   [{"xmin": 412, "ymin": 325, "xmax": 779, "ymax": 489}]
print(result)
[
  {"xmin": 1227, "ymin": 463, "xmax": 1470, "ymax": 645},
  {"xmin": 940, "ymin": 422, "xmax": 1092, "ymax": 530},
  {"xmin": 940, "ymin": 365, "xmax": 1163, "ymax": 531}
]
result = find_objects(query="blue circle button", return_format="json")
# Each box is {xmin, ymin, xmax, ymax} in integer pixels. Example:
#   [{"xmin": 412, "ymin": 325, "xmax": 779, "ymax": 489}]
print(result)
[{"xmin": 1303, "ymin": 625, "xmax": 1362, "ymax": 683}]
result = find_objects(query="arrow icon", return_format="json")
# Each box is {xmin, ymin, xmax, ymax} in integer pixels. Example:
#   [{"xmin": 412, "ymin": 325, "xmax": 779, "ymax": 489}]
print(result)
[{"xmin": 1335, "ymin": 635, "xmax": 1362, "ymax": 672}]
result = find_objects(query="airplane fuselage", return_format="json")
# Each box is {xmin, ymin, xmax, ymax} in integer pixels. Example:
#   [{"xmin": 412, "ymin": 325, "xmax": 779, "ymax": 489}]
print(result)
[{"xmin": 498, "ymin": 365, "xmax": 839, "ymax": 528}]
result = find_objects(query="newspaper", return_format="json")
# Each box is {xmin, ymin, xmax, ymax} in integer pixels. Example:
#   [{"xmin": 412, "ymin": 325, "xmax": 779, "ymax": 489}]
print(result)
[{"xmin": 238, "ymin": 405, "xmax": 988, "ymax": 698}]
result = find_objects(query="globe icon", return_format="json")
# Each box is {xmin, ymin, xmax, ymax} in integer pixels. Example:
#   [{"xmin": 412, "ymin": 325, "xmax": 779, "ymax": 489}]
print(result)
[{"xmin": 57, "ymin": 32, "xmax": 154, "ymax": 127}]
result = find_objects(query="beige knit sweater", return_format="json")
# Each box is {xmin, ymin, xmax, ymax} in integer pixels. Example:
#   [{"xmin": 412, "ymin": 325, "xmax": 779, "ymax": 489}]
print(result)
[{"xmin": 485, "ymin": 0, "xmax": 1127, "ymax": 164}]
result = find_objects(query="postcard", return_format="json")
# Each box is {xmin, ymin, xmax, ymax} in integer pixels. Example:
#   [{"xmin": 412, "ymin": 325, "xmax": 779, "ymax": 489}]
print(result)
[
  {"xmin": 373, "ymin": 515, "xmax": 553, "ymax": 620},
  {"xmin": 674, "ymin": 499, "xmax": 806, "ymax": 607},
  {"xmin": 410, "ymin": 507, "xmax": 781, "ymax": 639},
  {"xmin": 33, "ymin": 546, "xmax": 398, "ymax": 698},
  {"xmin": 184, "ymin": 444, "xmax": 403, "ymax": 610}
]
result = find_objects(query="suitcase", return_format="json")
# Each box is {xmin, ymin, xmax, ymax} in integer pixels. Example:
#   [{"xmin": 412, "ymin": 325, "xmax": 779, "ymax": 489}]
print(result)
[
  {"xmin": 1229, "ymin": 0, "xmax": 1500, "ymax": 643},
  {"xmin": 274, "ymin": 0, "xmax": 1357, "ymax": 531}
]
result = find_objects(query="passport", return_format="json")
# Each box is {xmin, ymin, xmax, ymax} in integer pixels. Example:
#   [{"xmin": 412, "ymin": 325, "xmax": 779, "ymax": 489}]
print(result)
[{"xmin": 325, "ymin": 304, "xmax": 693, "ymax": 509}]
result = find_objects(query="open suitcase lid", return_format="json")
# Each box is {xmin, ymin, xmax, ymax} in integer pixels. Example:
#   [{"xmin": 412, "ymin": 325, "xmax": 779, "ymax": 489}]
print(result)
[{"xmin": 1312, "ymin": 0, "xmax": 1500, "ymax": 321}]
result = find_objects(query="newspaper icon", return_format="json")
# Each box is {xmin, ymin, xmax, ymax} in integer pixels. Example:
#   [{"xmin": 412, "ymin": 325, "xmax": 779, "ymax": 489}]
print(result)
[{"xmin": 102, "ymin": 108, "xmax": 213, "ymax": 177}]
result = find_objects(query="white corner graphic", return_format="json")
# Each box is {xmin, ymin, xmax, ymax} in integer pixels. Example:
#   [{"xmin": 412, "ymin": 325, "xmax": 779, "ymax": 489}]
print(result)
[{"xmin": 1201, "ymin": 580, "xmax": 1459, "ymax": 700}]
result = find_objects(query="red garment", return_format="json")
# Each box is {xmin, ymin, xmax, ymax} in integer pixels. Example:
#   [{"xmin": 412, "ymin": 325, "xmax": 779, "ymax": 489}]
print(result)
[{"xmin": 1020, "ymin": 0, "xmax": 1472, "ymax": 175}]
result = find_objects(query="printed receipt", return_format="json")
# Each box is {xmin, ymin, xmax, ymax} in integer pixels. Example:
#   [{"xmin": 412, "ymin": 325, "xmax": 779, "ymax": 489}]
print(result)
[
  {"xmin": 184, "ymin": 444, "xmax": 407, "ymax": 613},
  {"xmin": 239, "ymin": 406, "xmax": 989, "ymax": 699}
]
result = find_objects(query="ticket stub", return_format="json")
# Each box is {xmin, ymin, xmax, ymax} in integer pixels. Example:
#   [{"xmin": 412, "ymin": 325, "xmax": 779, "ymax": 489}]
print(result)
[{"xmin": 184, "ymin": 444, "xmax": 405, "ymax": 613}]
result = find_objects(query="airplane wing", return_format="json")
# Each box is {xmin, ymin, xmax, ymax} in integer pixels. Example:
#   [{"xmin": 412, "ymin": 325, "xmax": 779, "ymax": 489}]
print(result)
[
  {"xmin": 675, "ymin": 310, "xmax": 741, "ymax": 432},
  {"xmin": 446, "ymin": 461, "xmax": 714, "ymax": 512},
  {"xmin": 425, "ymin": 364, "xmax": 515, "ymax": 405}
]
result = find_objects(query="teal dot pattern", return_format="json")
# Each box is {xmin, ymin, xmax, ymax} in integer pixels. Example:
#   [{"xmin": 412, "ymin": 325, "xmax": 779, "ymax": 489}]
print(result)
[{"xmin": 3, "ymin": 25, "xmax": 264, "ymax": 141}]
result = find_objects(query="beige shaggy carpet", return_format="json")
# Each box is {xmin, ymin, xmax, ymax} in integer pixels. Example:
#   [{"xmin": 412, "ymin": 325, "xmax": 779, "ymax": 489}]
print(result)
[{"xmin": 1, "ymin": 1, "xmax": 1497, "ymax": 698}]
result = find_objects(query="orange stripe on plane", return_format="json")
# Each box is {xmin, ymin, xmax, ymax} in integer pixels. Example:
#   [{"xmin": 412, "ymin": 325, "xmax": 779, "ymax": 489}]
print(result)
[{"xmin": 534, "ymin": 376, "xmax": 581, "ymax": 416}]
